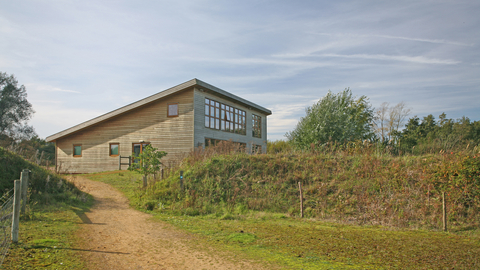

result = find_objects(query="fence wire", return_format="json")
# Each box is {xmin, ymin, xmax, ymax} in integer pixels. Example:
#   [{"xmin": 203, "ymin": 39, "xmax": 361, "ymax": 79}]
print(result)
[{"xmin": 0, "ymin": 189, "xmax": 14, "ymax": 266}]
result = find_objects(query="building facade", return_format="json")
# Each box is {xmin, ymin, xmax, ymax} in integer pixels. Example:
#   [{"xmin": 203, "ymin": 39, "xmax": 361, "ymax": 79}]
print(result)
[{"xmin": 46, "ymin": 79, "xmax": 271, "ymax": 173}]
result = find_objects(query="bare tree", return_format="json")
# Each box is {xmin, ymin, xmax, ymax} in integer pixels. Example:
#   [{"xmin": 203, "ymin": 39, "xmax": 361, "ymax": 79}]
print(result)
[
  {"xmin": 375, "ymin": 102, "xmax": 410, "ymax": 143},
  {"xmin": 375, "ymin": 102, "xmax": 389, "ymax": 143}
]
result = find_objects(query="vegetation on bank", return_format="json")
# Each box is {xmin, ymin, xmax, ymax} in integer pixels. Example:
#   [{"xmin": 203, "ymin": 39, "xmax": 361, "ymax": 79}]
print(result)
[
  {"xmin": 0, "ymin": 147, "xmax": 92, "ymax": 269},
  {"xmin": 85, "ymin": 139, "xmax": 480, "ymax": 268},
  {"xmin": 102, "ymin": 142, "xmax": 480, "ymax": 231}
]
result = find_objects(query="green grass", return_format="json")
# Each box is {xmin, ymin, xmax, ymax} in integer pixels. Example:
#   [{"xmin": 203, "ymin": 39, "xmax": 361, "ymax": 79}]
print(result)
[
  {"xmin": 2, "ymin": 201, "xmax": 93, "ymax": 269},
  {"xmin": 86, "ymin": 170, "xmax": 480, "ymax": 269},
  {"xmin": 0, "ymin": 147, "xmax": 94, "ymax": 269}
]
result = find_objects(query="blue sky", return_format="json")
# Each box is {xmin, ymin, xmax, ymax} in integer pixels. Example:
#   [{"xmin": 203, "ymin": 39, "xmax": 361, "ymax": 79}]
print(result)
[{"xmin": 1, "ymin": 0, "xmax": 479, "ymax": 141}]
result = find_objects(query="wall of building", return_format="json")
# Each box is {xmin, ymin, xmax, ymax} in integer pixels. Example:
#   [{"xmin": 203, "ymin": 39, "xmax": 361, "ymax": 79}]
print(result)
[
  {"xmin": 193, "ymin": 88, "xmax": 268, "ymax": 153},
  {"xmin": 55, "ymin": 88, "xmax": 195, "ymax": 173}
]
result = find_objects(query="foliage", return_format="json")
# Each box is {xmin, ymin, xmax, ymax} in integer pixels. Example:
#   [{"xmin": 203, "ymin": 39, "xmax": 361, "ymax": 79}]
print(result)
[
  {"xmin": 85, "ymin": 169, "xmax": 480, "ymax": 269},
  {"xmin": 114, "ymin": 141, "xmax": 480, "ymax": 230},
  {"xmin": 0, "ymin": 135, "xmax": 55, "ymax": 166},
  {"xmin": 128, "ymin": 145, "xmax": 167, "ymax": 178},
  {"xmin": 0, "ymin": 72, "xmax": 35, "ymax": 141},
  {"xmin": 266, "ymin": 140, "xmax": 293, "ymax": 154},
  {"xmin": 396, "ymin": 113, "xmax": 480, "ymax": 154},
  {"xmin": 432, "ymin": 153, "xmax": 480, "ymax": 218},
  {"xmin": 0, "ymin": 146, "xmax": 84, "ymax": 205},
  {"xmin": 1, "ymin": 148, "xmax": 93, "ymax": 269},
  {"xmin": 286, "ymin": 88, "xmax": 375, "ymax": 149}
]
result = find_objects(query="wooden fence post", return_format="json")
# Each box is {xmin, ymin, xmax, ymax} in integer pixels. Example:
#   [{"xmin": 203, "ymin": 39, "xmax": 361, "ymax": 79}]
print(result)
[
  {"xmin": 298, "ymin": 182, "xmax": 304, "ymax": 218},
  {"xmin": 12, "ymin": 180, "xmax": 21, "ymax": 243},
  {"xmin": 142, "ymin": 175, "xmax": 147, "ymax": 188},
  {"xmin": 443, "ymin": 192, "xmax": 447, "ymax": 232},
  {"xmin": 119, "ymin": 156, "xmax": 121, "ymax": 170},
  {"xmin": 161, "ymin": 168, "xmax": 164, "ymax": 180},
  {"xmin": 20, "ymin": 169, "xmax": 29, "ymax": 215}
]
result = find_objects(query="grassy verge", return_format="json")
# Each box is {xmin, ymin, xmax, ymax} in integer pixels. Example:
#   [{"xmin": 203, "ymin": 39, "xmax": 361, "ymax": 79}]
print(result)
[
  {"xmin": 0, "ymin": 147, "xmax": 94, "ymax": 269},
  {"xmin": 2, "ymin": 198, "xmax": 93, "ymax": 269},
  {"xmin": 86, "ymin": 171, "xmax": 480, "ymax": 269}
]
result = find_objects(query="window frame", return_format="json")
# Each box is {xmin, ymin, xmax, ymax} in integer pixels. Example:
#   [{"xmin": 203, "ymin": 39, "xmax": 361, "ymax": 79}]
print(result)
[
  {"xmin": 205, "ymin": 98, "xmax": 246, "ymax": 135},
  {"xmin": 109, "ymin": 143, "xmax": 119, "ymax": 157},
  {"xmin": 252, "ymin": 114, "xmax": 262, "ymax": 138},
  {"xmin": 73, "ymin": 144, "xmax": 82, "ymax": 157},
  {"xmin": 252, "ymin": 144, "xmax": 262, "ymax": 154},
  {"xmin": 167, "ymin": 103, "xmax": 179, "ymax": 117}
]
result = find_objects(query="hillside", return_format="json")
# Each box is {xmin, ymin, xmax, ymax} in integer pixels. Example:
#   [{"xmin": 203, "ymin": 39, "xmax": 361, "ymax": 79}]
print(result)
[
  {"xmin": 129, "ymin": 146, "xmax": 480, "ymax": 230},
  {"xmin": 0, "ymin": 147, "xmax": 80, "ymax": 202}
]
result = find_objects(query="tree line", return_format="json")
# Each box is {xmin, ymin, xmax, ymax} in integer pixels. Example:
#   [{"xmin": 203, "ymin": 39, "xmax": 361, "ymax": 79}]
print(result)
[
  {"xmin": 0, "ymin": 72, "xmax": 54, "ymax": 165},
  {"xmin": 286, "ymin": 88, "xmax": 480, "ymax": 154}
]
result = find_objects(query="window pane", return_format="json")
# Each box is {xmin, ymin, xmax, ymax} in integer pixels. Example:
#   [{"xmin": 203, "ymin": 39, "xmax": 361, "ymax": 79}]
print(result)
[
  {"xmin": 221, "ymin": 120, "xmax": 225, "ymax": 130},
  {"xmin": 168, "ymin": 104, "xmax": 178, "ymax": 116},
  {"xmin": 215, "ymin": 102, "xmax": 219, "ymax": 107},
  {"xmin": 110, "ymin": 144, "xmax": 118, "ymax": 155},
  {"xmin": 210, "ymin": 107, "xmax": 214, "ymax": 116},
  {"xmin": 215, "ymin": 119, "xmax": 220, "ymax": 129},
  {"xmin": 205, "ymin": 105, "xmax": 209, "ymax": 115},
  {"xmin": 221, "ymin": 110, "xmax": 225, "ymax": 119},
  {"xmin": 210, "ymin": 100, "xmax": 214, "ymax": 105},
  {"xmin": 210, "ymin": 117, "xmax": 215, "ymax": 128},
  {"xmin": 74, "ymin": 145, "xmax": 82, "ymax": 156},
  {"xmin": 215, "ymin": 108, "xmax": 219, "ymax": 117},
  {"xmin": 205, "ymin": 116, "xmax": 209, "ymax": 127},
  {"xmin": 205, "ymin": 98, "xmax": 209, "ymax": 104}
]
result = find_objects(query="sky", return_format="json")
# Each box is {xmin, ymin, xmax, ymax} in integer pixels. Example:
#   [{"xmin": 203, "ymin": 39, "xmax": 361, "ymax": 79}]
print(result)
[{"xmin": 1, "ymin": 0, "xmax": 479, "ymax": 141}]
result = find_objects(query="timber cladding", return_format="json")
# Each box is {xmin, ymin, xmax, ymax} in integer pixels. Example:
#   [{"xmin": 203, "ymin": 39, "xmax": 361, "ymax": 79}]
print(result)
[
  {"xmin": 48, "ymin": 79, "xmax": 272, "ymax": 174},
  {"xmin": 55, "ymin": 89, "xmax": 194, "ymax": 173}
]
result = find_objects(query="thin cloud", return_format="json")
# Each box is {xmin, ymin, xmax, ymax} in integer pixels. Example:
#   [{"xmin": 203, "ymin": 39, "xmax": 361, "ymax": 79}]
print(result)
[
  {"xmin": 372, "ymin": 34, "xmax": 474, "ymax": 47},
  {"xmin": 25, "ymin": 83, "xmax": 81, "ymax": 94},
  {"xmin": 275, "ymin": 53, "xmax": 460, "ymax": 65},
  {"xmin": 308, "ymin": 32, "xmax": 474, "ymax": 47}
]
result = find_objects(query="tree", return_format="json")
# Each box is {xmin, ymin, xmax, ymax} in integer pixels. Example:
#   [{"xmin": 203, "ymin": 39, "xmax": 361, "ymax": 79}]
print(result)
[
  {"xmin": 286, "ymin": 88, "xmax": 375, "ymax": 149},
  {"xmin": 128, "ymin": 145, "xmax": 167, "ymax": 187},
  {"xmin": 374, "ymin": 101, "xmax": 411, "ymax": 144},
  {"xmin": 0, "ymin": 72, "xmax": 35, "ymax": 141}
]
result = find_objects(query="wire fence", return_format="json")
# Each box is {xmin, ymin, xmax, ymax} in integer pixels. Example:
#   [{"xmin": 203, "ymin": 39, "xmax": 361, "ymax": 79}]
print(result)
[{"xmin": 0, "ymin": 189, "xmax": 14, "ymax": 266}]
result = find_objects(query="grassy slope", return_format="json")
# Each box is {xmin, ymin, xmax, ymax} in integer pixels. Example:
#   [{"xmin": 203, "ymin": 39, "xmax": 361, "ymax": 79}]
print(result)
[
  {"xmin": 126, "ymin": 149, "xmax": 480, "ymax": 230},
  {"xmin": 86, "ymin": 169, "xmax": 480, "ymax": 269},
  {"xmin": 0, "ymin": 147, "xmax": 93, "ymax": 269}
]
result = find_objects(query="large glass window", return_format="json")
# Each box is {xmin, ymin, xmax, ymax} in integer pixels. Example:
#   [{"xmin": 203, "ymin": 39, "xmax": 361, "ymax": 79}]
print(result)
[
  {"xmin": 252, "ymin": 114, "xmax": 262, "ymax": 138},
  {"xmin": 205, "ymin": 98, "xmax": 246, "ymax": 135}
]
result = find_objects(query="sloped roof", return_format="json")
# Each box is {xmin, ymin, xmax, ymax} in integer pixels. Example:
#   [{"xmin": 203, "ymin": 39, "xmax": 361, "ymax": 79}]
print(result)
[{"xmin": 46, "ymin": 78, "xmax": 272, "ymax": 142}]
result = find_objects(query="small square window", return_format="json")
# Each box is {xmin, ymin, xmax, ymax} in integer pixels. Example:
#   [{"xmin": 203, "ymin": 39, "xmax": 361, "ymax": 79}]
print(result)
[
  {"xmin": 110, "ymin": 143, "xmax": 119, "ymax": 156},
  {"xmin": 168, "ymin": 103, "xmax": 178, "ymax": 117},
  {"xmin": 73, "ymin": 144, "xmax": 82, "ymax": 157}
]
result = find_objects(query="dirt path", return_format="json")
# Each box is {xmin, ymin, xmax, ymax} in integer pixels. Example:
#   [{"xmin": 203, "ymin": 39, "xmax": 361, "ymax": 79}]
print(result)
[{"xmin": 70, "ymin": 176, "xmax": 263, "ymax": 270}]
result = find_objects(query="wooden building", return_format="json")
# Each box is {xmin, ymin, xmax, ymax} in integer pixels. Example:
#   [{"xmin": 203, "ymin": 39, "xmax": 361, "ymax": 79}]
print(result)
[{"xmin": 46, "ymin": 79, "xmax": 272, "ymax": 173}]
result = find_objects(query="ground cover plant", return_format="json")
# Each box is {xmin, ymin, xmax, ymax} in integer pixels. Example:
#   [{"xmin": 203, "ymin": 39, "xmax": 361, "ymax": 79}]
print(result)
[
  {"xmin": 0, "ymin": 147, "xmax": 93, "ymax": 269},
  {"xmin": 85, "ymin": 142, "xmax": 480, "ymax": 269},
  {"xmin": 2, "ymin": 205, "xmax": 91, "ymax": 269},
  {"xmin": 111, "ymin": 141, "xmax": 480, "ymax": 231}
]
